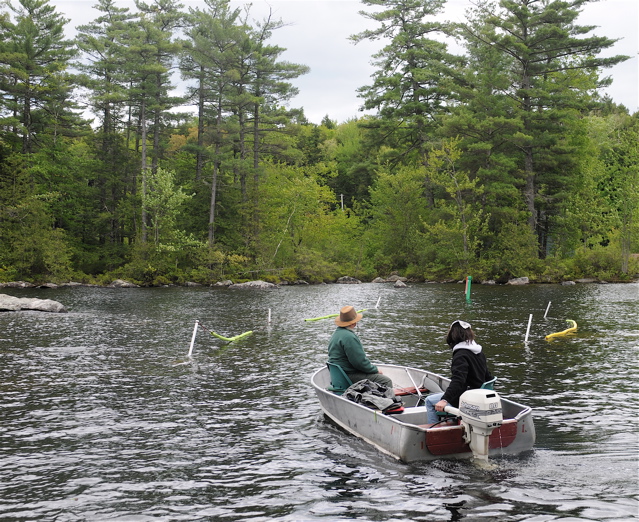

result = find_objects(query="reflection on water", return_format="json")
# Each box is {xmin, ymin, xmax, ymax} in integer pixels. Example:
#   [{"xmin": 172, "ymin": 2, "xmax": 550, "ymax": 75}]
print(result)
[{"xmin": 0, "ymin": 283, "xmax": 637, "ymax": 520}]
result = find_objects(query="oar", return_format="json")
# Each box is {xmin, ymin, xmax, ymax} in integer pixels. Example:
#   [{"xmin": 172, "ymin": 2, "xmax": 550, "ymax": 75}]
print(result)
[{"xmin": 405, "ymin": 368, "xmax": 424, "ymax": 405}]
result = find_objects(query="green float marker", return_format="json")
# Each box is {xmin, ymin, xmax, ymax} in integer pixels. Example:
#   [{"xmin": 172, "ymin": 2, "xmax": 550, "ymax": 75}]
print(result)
[
  {"xmin": 465, "ymin": 276, "xmax": 472, "ymax": 301},
  {"xmin": 209, "ymin": 330, "xmax": 253, "ymax": 342},
  {"xmin": 196, "ymin": 321, "xmax": 253, "ymax": 343}
]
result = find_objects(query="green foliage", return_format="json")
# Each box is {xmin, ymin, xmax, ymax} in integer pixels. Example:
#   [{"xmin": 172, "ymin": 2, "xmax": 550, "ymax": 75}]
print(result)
[
  {"xmin": 423, "ymin": 138, "xmax": 487, "ymax": 272},
  {"xmin": 484, "ymin": 222, "xmax": 542, "ymax": 280},
  {"xmin": 0, "ymin": 152, "xmax": 75, "ymax": 280},
  {"xmin": 568, "ymin": 244, "xmax": 626, "ymax": 280},
  {"xmin": 0, "ymin": 0, "xmax": 79, "ymax": 154},
  {"xmin": 364, "ymin": 164, "xmax": 430, "ymax": 270},
  {"xmin": 455, "ymin": 0, "xmax": 630, "ymax": 256},
  {"xmin": 538, "ymin": 257, "xmax": 572, "ymax": 283},
  {"xmin": 253, "ymin": 161, "xmax": 358, "ymax": 270},
  {"xmin": 142, "ymin": 167, "xmax": 192, "ymax": 245},
  {"xmin": 352, "ymin": 0, "xmax": 460, "ymax": 167},
  {"xmin": 1, "ymin": 197, "xmax": 75, "ymax": 281},
  {"xmin": 0, "ymin": 0, "xmax": 634, "ymax": 285}
]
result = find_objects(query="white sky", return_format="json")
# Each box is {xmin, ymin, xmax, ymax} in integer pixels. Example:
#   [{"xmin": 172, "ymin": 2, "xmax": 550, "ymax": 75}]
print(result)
[{"xmin": 53, "ymin": 0, "xmax": 638, "ymax": 124}]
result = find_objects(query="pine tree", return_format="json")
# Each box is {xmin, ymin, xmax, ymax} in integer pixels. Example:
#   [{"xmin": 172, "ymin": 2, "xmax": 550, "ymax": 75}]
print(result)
[
  {"xmin": 180, "ymin": 0, "xmax": 245, "ymax": 245},
  {"xmin": 460, "ymin": 0, "xmax": 630, "ymax": 256},
  {"xmin": 0, "ymin": 0, "xmax": 77, "ymax": 153},
  {"xmin": 352, "ymin": 0, "xmax": 461, "ymax": 179}
]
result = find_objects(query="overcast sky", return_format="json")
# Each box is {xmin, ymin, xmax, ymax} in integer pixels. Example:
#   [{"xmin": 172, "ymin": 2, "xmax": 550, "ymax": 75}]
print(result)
[{"xmin": 55, "ymin": 0, "xmax": 638, "ymax": 124}]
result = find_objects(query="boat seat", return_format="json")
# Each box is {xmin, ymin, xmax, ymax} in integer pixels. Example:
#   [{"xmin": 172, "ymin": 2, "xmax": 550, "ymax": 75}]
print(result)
[
  {"xmin": 394, "ymin": 386, "xmax": 429, "ymax": 397},
  {"xmin": 480, "ymin": 376, "xmax": 497, "ymax": 390},
  {"xmin": 326, "ymin": 362, "xmax": 353, "ymax": 395}
]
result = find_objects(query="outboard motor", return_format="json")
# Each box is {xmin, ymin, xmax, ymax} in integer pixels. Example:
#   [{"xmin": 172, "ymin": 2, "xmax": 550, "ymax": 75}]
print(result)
[{"xmin": 444, "ymin": 388, "xmax": 503, "ymax": 461}]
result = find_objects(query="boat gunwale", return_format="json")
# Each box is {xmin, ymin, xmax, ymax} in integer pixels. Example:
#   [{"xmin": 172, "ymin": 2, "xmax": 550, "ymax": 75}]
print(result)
[{"xmin": 311, "ymin": 363, "xmax": 532, "ymax": 417}]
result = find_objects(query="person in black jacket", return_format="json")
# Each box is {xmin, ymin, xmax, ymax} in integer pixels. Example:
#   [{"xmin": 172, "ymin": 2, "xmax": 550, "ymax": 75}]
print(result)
[{"xmin": 425, "ymin": 320, "xmax": 493, "ymax": 425}]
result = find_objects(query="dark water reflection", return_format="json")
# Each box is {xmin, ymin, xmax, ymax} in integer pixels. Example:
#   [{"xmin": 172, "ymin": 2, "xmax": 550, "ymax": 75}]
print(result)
[{"xmin": 0, "ymin": 282, "xmax": 637, "ymax": 521}]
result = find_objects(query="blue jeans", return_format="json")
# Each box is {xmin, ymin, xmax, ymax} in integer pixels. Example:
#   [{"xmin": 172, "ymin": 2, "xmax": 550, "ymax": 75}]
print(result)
[{"xmin": 425, "ymin": 392, "xmax": 444, "ymax": 424}]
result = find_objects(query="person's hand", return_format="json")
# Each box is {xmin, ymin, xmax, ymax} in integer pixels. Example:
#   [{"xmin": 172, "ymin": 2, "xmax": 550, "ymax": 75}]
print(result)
[
  {"xmin": 378, "ymin": 370, "xmax": 383, "ymax": 374},
  {"xmin": 435, "ymin": 399, "xmax": 448, "ymax": 412}
]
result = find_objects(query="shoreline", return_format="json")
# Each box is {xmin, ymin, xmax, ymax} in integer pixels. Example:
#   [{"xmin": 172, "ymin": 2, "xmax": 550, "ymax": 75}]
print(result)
[{"xmin": 1, "ymin": 277, "xmax": 637, "ymax": 290}]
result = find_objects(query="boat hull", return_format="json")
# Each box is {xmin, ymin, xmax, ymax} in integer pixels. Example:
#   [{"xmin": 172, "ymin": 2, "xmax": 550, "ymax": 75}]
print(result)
[{"xmin": 311, "ymin": 364, "xmax": 535, "ymax": 462}]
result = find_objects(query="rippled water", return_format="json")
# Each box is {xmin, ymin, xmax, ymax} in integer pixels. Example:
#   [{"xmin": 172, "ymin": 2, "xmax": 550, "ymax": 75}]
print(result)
[{"xmin": 1, "ymin": 282, "xmax": 637, "ymax": 521}]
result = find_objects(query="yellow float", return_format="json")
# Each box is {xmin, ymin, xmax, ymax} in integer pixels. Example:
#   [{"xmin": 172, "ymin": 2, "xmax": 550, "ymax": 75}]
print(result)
[{"xmin": 545, "ymin": 319, "xmax": 577, "ymax": 340}]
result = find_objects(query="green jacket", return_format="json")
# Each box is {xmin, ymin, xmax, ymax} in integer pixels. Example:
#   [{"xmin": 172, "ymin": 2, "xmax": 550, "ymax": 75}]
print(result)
[{"xmin": 327, "ymin": 326, "xmax": 378, "ymax": 374}]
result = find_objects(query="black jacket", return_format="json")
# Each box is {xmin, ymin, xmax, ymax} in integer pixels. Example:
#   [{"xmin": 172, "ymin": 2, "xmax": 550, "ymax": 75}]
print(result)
[{"xmin": 441, "ymin": 345, "xmax": 493, "ymax": 407}]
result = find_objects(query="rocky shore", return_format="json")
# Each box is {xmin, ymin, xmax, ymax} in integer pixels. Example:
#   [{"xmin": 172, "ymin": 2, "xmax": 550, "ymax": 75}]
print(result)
[
  {"xmin": 0, "ymin": 275, "xmax": 632, "ymax": 293},
  {"xmin": 0, "ymin": 294, "xmax": 67, "ymax": 313}
]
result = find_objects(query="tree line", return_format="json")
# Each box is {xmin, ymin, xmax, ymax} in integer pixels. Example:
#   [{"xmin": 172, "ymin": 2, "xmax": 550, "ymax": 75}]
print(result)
[{"xmin": 0, "ymin": 0, "xmax": 637, "ymax": 286}]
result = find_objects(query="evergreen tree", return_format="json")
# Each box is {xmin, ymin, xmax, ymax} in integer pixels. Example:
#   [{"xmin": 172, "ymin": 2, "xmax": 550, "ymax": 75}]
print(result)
[
  {"xmin": 0, "ymin": 0, "xmax": 78, "ymax": 153},
  {"xmin": 134, "ymin": 0, "xmax": 184, "ymax": 173},
  {"xmin": 75, "ymin": 0, "xmax": 138, "ymax": 254},
  {"xmin": 75, "ymin": 0, "xmax": 135, "ymax": 142},
  {"xmin": 352, "ymin": 0, "xmax": 461, "ymax": 181},
  {"xmin": 247, "ymin": 12, "xmax": 309, "ymax": 171},
  {"xmin": 460, "ymin": 0, "xmax": 630, "ymax": 256},
  {"xmin": 180, "ymin": 0, "xmax": 245, "ymax": 245},
  {"xmin": 119, "ymin": 0, "xmax": 184, "ymax": 243}
]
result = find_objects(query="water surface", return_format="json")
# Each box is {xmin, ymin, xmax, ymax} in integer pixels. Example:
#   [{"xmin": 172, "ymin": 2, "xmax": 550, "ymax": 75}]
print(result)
[{"xmin": 1, "ymin": 282, "xmax": 637, "ymax": 521}]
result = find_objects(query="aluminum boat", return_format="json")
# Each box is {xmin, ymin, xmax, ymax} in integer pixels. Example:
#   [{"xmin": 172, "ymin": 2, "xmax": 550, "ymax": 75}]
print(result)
[{"xmin": 311, "ymin": 363, "xmax": 535, "ymax": 462}]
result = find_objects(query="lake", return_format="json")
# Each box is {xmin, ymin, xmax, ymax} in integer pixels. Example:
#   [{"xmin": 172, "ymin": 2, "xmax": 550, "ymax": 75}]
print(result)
[{"xmin": 0, "ymin": 281, "xmax": 637, "ymax": 521}]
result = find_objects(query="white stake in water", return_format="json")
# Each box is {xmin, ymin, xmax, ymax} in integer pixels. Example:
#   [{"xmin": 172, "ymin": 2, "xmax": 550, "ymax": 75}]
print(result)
[
  {"xmin": 524, "ymin": 314, "xmax": 533, "ymax": 343},
  {"xmin": 268, "ymin": 308, "xmax": 271, "ymax": 323},
  {"xmin": 187, "ymin": 320, "xmax": 199, "ymax": 357},
  {"xmin": 544, "ymin": 301, "xmax": 552, "ymax": 319},
  {"xmin": 375, "ymin": 296, "xmax": 381, "ymax": 309}
]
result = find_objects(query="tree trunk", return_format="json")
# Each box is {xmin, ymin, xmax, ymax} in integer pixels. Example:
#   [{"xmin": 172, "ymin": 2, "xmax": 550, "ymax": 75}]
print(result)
[
  {"xmin": 22, "ymin": 91, "xmax": 31, "ymax": 154},
  {"xmin": 140, "ymin": 100, "xmax": 148, "ymax": 243},
  {"xmin": 238, "ymin": 108, "xmax": 247, "ymax": 202},
  {"xmin": 196, "ymin": 66, "xmax": 205, "ymax": 182},
  {"xmin": 208, "ymin": 101, "xmax": 223, "ymax": 247},
  {"xmin": 524, "ymin": 145, "xmax": 536, "ymax": 233}
]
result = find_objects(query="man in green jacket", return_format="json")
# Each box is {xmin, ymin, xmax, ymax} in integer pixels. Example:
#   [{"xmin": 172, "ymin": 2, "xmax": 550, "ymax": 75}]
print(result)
[{"xmin": 327, "ymin": 305, "xmax": 393, "ymax": 388}]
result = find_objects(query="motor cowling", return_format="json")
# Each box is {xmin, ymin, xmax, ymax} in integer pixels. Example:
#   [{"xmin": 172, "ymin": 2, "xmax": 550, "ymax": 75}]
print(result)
[
  {"xmin": 458, "ymin": 388, "xmax": 503, "ymax": 432},
  {"xmin": 445, "ymin": 388, "xmax": 503, "ymax": 461}
]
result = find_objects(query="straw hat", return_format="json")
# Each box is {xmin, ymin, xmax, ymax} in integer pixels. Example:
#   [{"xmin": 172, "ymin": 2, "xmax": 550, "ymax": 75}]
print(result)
[{"xmin": 335, "ymin": 305, "xmax": 363, "ymax": 327}]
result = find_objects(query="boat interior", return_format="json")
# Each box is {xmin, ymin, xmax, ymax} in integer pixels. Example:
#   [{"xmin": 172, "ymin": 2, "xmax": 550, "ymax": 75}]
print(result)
[{"xmin": 322, "ymin": 363, "xmax": 526, "ymax": 427}]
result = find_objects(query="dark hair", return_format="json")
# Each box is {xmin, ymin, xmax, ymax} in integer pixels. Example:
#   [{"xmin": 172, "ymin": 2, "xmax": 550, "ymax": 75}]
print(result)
[{"xmin": 446, "ymin": 321, "xmax": 476, "ymax": 348}]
